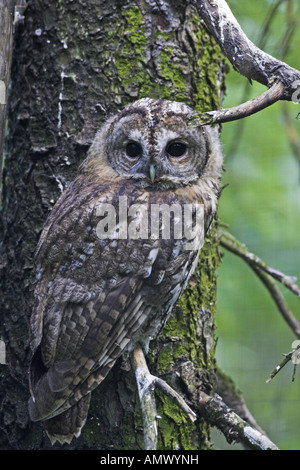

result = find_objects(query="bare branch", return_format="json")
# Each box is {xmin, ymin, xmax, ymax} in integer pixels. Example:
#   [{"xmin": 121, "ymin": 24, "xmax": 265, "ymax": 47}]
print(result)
[
  {"xmin": 260, "ymin": 0, "xmax": 288, "ymax": 51},
  {"xmin": 217, "ymin": 0, "xmax": 297, "ymax": 155},
  {"xmin": 189, "ymin": 0, "xmax": 300, "ymax": 125},
  {"xmin": 219, "ymin": 229, "xmax": 300, "ymax": 298},
  {"xmin": 195, "ymin": 0, "xmax": 300, "ymax": 101},
  {"xmin": 250, "ymin": 264, "xmax": 300, "ymax": 339},
  {"xmin": 219, "ymin": 230, "xmax": 300, "ymax": 338},
  {"xmin": 188, "ymin": 81, "xmax": 284, "ymax": 126},
  {"xmin": 216, "ymin": 367, "xmax": 266, "ymax": 436},
  {"xmin": 266, "ymin": 343, "xmax": 300, "ymax": 383},
  {"xmin": 132, "ymin": 346, "xmax": 278, "ymax": 450},
  {"xmin": 197, "ymin": 391, "xmax": 279, "ymax": 450}
]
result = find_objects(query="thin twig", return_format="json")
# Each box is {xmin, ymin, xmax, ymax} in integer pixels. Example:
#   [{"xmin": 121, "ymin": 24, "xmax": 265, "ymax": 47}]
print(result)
[
  {"xmin": 219, "ymin": 229, "xmax": 300, "ymax": 338},
  {"xmin": 250, "ymin": 264, "xmax": 300, "ymax": 339},
  {"xmin": 197, "ymin": 391, "xmax": 279, "ymax": 450},
  {"xmin": 260, "ymin": 0, "xmax": 288, "ymax": 51},
  {"xmin": 219, "ymin": 229, "xmax": 300, "ymax": 298},
  {"xmin": 266, "ymin": 354, "xmax": 292, "ymax": 383},
  {"xmin": 266, "ymin": 343, "xmax": 300, "ymax": 383},
  {"xmin": 188, "ymin": 81, "xmax": 284, "ymax": 127},
  {"xmin": 277, "ymin": 0, "xmax": 296, "ymax": 60}
]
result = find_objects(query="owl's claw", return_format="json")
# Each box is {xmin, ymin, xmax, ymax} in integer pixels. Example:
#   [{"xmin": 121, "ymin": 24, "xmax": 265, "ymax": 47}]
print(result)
[{"xmin": 131, "ymin": 343, "xmax": 197, "ymax": 451}]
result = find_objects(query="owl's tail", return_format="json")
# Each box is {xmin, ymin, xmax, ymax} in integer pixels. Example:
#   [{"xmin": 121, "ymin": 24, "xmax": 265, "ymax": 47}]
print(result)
[{"xmin": 44, "ymin": 394, "xmax": 91, "ymax": 445}]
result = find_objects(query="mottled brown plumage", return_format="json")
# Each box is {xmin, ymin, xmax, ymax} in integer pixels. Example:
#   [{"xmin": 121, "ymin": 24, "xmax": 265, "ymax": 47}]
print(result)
[{"xmin": 28, "ymin": 98, "xmax": 223, "ymax": 444}]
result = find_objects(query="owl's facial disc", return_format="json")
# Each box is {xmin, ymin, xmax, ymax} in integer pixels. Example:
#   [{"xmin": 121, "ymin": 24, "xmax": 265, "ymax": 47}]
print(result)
[{"xmin": 105, "ymin": 99, "xmax": 210, "ymax": 187}]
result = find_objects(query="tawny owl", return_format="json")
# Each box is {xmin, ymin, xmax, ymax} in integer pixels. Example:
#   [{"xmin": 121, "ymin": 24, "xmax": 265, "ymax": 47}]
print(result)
[{"xmin": 28, "ymin": 98, "xmax": 223, "ymax": 444}]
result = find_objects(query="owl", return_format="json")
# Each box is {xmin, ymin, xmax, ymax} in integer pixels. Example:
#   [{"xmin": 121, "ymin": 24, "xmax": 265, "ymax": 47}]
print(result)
[{"xmin": 28, "ymin": 98, "xmax": 223, "ymax": 444}]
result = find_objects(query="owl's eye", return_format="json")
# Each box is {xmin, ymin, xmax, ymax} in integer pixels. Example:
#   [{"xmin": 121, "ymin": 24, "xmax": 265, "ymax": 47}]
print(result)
[
  {"xmin": 126, "ymin": 142, "xmax": 142, "ymax": 159},
  {"xmin": 167, "ymin": 142, "xmax": 187, "ymax": 158}
]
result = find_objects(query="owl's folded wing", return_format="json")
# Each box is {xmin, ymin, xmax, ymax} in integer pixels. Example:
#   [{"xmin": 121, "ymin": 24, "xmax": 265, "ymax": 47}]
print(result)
[{"xmin": 29, "ymin": 259, "xmax": 158, "ymax": 422}]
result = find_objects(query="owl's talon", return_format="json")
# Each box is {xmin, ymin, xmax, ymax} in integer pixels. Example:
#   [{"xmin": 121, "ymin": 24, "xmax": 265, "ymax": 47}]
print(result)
[{"xmin": 131, "ymin": 343, "xmax": 197, "ymax": 450}]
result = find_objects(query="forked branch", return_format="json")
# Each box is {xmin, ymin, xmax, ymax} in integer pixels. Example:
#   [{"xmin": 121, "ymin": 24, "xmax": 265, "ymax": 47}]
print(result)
[
  {"xmin": 131, "ymin": 344, "xmax": 279, "ymax": 450},
  {"xmin": 219, "ymin": 229, "xmax": 300, "ymax": 338},
  {"xmin": 190, "ymin": 0, "xmax": 300, "ymax": 126},
  {"xmin": 196, "ymin": 0, "xmax": 300, "ymax": 99},
  {"xmin": 266, "ymin": 343, "xmax": 300, "ymax": 384},
  {"xmin": 219, "ymin": 229, "xmax": 300, "ymax": 298}
]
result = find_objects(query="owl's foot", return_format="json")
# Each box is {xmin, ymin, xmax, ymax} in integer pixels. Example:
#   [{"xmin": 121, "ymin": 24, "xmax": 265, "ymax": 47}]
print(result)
[{"xmin": 131, "ymin": 343, "xmax": 196, "ymax": 451}]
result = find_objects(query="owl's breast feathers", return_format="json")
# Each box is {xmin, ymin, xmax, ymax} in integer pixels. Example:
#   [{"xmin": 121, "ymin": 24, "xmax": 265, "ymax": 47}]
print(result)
[{"xmin": 28, "ymin": 172, "xmax": 217, "ymax": 442}]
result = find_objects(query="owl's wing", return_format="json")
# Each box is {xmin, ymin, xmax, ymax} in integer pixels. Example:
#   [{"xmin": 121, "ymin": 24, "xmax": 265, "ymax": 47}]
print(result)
[
  {"xmin": 29, "ymin": 179, "xmax": 164, "ymax": 421},
  {"xmin": 29, "ymin": 176, "xmax": 198, "ymax": 423},
  {"xmin": 29, "ymin": 236, "xmax": 192, "ymax": 424},
  {"xmin": 29, "ymin": 272, "xmax": 154, "ymax": 422}
]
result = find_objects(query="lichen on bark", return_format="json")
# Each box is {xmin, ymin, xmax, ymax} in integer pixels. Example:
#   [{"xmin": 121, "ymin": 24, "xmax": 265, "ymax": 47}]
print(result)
[{"xmin": 0, "ymin": 0, "xmax": 225, "ymax": 450}]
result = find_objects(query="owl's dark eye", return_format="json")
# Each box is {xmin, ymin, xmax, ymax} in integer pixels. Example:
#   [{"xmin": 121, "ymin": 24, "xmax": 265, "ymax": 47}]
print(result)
[
  {"xmin": 167, "ymin": 142, "xmax": 187, "ymax": 158},
  {"xmin": 126, "ymin": 142, "xmax": 142, "ymax": 159}
]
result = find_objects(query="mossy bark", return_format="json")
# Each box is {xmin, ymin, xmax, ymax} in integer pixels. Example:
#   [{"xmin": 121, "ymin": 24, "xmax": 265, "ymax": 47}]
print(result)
[{"xmin": 0, "ymin": 0, "xmax": 225, "ymax": 449}]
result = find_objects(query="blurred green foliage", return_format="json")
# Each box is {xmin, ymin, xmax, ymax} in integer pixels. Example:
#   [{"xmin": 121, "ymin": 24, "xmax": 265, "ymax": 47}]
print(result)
[{"xmin": 214, "ymin": 0, "xmax": 300, "ymax": 450}]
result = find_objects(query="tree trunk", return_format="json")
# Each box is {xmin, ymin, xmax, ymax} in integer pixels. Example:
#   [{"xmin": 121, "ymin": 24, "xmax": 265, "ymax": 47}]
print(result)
[
  {"xmin": 0, "ymin": 0, "xmax": 225, "ymax": 450},
  {"xmin": 0, "ymin": 1, "xmax": 15, "ymax": 189}
]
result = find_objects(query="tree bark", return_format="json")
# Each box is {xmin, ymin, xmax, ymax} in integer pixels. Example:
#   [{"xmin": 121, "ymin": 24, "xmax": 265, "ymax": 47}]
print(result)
[
  {"xmin": 0, "ymin": 0, "xmax": 225, "ymax": 450},
  {"xmin": 0, "ymin": 0, "xmax": 15, "ymax": 195}
]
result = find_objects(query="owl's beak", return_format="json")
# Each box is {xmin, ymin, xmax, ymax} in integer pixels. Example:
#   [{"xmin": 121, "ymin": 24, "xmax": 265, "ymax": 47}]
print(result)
[{"xmin": 149, "ymin": 163, "xmax": 156, "ymax": 183}]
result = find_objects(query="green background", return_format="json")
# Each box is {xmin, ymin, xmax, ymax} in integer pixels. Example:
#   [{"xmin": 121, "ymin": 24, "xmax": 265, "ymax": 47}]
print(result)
[{"xmin": 213, "ymin": 0, "xmax": 300, "ymax": 450}]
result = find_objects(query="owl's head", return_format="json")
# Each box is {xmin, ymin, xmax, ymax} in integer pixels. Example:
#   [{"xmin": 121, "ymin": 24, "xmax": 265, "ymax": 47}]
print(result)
[{"xmin": 84, "ymin": 98, "xmax": 222, "ymax": 188}]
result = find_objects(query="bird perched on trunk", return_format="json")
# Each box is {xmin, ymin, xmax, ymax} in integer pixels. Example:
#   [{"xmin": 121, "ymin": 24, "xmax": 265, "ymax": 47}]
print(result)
[{"xmin": 28, "ymin": 98, "xmax": 223, "ymax": 444}]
